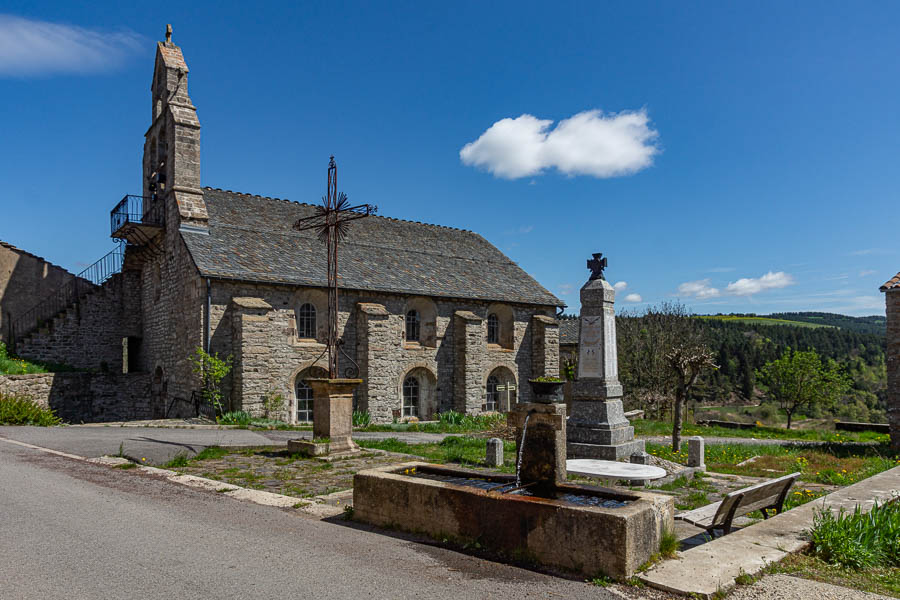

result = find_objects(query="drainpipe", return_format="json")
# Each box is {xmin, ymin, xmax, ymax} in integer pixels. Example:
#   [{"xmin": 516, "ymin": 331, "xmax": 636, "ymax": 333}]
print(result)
[{"xmin": 205, "ymin": 278, "xmax": 211, "ymax": 352}]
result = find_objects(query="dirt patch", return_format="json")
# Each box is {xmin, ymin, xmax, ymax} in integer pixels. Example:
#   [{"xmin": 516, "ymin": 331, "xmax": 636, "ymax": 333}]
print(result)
[{"xmin": 174, "ymin": 446, "xmax": 413, "ymax": 498}]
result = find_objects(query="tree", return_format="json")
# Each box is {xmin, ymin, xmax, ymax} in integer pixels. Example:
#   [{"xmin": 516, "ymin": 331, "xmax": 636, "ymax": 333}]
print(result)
[
  {"xmin": 189, "ymin": 347, "xmax": 233, "ymax": 417},
  {"xmin": 757, "ymin": 349, "xmax": 850, "ymax": 429},
  {"xmin": 667, "ymin": 343, "xmax": 717, "ymax": 452}
]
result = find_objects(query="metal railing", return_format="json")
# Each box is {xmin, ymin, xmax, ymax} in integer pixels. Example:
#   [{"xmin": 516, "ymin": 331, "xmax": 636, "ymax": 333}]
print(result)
[
  {"xmin": 9, "ymin": 247, "xmax": 125, "ymax": 348},
  {"xmin": 110, "ymin": 195, "xmax": 164, "ymax": 237}
]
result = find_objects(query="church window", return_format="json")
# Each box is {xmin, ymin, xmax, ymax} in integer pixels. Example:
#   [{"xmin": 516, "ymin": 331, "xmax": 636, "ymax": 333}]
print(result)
[
  {"xmin": 296, "ymin": 380, "xmax": 313, "ymax": 423},
  {"xmin": 487, "ymin": 313, "xmax": 500, "ymax": 344},
  {"xmin": 485, "ymin": 375, "xmax": 500, "ymax": 411},
  {"xmin": 297, "ymin": 303, "xmax": 316, "ymax": 339},
  {"xmin": 405, "ymin": 310, "xmax": 420, "ymax": 342},
  {"xmin": 402, "ymin": 376, "xmax": 419, "ymax": 418}
]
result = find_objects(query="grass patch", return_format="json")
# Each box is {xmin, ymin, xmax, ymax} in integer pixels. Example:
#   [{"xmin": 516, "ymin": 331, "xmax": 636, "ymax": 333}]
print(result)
[
  {"xmin": 193, "ymin": 446, "xmax": 229, "ymax": 461},
  {"xmin": 0, "ymin": 391, "xmax": 62, "ymax": 426},
  {"xmin": 675, "ymin": 490, "xmax": 710, "ymax": 511},
  {"xmin": 767, "ymin": 553, "xmax": 900, "ymax": 597},
  {"xmin": 633, "ymin": 418, "xmax": 889, "ymax": 443},
  {"xmin": 164, "ymin": 453, "xmax": 190, "ymax": 468},
  {"xmin": 658, "ymin": 526, "xmax": 679, "ymax": 558},
  {"xmin": 0, "ymin": 342, "xmax": 47, "ymax": 374},
  {"xmin": 217, "ymin": 411, "xmax": 252, "ymax": 427},
  {"xmin": 647, "ymin": 441, "xmax": 899, "ymax": 485},
  {"xmin": 356, "ymin": 411, "xmax": 506, "ymax": 434},
  {"xmin": 115, "ymin": 462, "xmax": 137, "ymax": 470},
  {"xmin": 357, "ymin": 436, "xmax": 518, "ymax": 471}
]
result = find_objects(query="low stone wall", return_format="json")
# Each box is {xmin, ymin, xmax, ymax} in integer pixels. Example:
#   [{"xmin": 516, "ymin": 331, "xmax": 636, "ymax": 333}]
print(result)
[{"xmin": 0, "ymin": 372, "xmax": 151, "ymax": 422}]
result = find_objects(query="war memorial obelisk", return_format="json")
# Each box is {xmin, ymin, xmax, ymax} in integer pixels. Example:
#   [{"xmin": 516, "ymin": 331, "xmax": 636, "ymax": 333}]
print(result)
[{"xmin": 567, "ymin": 254, "xmax": 645, "ymax": 459}]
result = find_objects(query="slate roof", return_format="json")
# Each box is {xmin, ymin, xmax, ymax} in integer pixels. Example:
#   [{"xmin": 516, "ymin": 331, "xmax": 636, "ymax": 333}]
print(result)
[
  {"xmin": 881, "ymin": 272, "xmax": 900, "ymax": 292},
  {"xmin": 558, "ymin": 319, "xmax": 579, "ymax": 344},
  {"xmin": 180, "ymin": 188, "xmax": 563, "ymax": 307}
]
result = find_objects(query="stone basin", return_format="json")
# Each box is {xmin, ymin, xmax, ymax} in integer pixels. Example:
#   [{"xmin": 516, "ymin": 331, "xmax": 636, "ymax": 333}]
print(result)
[{"xmin": 353, "ymin": 462, "xmax": 674, "ymax": 580}]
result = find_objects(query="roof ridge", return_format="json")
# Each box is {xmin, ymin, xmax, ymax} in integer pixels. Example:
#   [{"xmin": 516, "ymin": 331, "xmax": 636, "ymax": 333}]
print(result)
[{"xmin": 202, "ymin": 186, "xmax": 472, "ymax": 233}]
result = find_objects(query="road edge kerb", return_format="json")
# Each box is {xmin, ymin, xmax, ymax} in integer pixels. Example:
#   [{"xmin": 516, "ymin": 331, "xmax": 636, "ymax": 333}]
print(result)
[{"xmin": 0, "ymin": 435, "xmax": 344, "ymax": 519}]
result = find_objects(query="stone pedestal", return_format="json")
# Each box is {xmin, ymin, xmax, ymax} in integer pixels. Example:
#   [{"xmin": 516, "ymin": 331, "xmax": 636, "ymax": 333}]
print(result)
[
  {"xmin": 508, "ymin": 402, "xmax": 567, "ymax": 489},
  {"xmin": 305, "ymin": 378, "xmax": 362, "ymax": 454},
  {"xmin": 485, "ymin": 438, "xmax": 504, "ymax": 467},
  {"xmin": 688, "ymin": 437, "xmax": 706, "ymax": 470},
  {"xmin": 567, "ymin": 271, "xmax": 645, "ymax": 460}
]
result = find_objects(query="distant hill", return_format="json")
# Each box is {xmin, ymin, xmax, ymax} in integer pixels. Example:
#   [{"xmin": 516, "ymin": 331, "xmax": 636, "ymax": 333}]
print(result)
[{"xmin": 700, "ymin": 312, "xmax": 886, "ymax": 336}]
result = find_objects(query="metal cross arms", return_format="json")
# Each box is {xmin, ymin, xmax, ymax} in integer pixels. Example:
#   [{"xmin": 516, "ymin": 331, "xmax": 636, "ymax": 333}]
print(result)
[
  {"xmin": 292, "ymin": 156, "xmax": 377, "ymax": 378},
  {"xmin": 587, "ymin": 253, "xmax": 608, "ymax": 281}
]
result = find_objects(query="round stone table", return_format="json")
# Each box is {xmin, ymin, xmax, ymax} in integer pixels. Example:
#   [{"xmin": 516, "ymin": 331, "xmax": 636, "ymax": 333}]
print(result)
[{"xmin": 566, "ymin": 459, "xmax": 667, "ymax": 485}]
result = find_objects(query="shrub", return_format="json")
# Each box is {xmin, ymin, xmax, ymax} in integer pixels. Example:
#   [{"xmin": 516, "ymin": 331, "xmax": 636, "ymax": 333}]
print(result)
[
  {"xmin": 0, "ymin": 392, "xmax": 62, "ymax": 426},
  {"xmin": 810, "ymin": 501, "xmax": 900, "ymax": 569}
]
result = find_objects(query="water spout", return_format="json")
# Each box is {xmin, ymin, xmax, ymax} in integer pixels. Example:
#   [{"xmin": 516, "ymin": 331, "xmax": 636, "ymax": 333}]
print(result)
[{"xmin": 515, "ymin": 411, "xmax": 534, "ymax": 487}]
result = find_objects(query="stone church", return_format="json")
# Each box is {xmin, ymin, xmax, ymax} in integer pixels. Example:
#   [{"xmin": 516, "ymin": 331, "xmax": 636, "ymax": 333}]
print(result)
[{"xmin": 10, "ymin": 30, "xmax": 562, "ymax": 424}]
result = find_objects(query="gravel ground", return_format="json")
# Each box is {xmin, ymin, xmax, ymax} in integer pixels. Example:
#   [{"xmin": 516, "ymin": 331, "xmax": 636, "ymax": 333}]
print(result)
[{"xmin": 727, "ymin": 574, "xmax": 893, "ymax": 600}]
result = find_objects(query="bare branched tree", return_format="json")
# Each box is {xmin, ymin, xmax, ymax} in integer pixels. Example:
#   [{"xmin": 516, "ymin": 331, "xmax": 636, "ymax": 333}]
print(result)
[{"xmin": 666, "ymin": 344, "xmax": 717, "ymax": 451}]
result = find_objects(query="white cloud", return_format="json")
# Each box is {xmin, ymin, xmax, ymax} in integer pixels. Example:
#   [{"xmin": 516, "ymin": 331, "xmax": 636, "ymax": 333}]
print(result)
[
  {"xmin": 0, "ymin": 15, "xmax": 143, "ymax": 76},
  {"xmin": 859, "ymin": 270, "xmax": 876, "ymax": 277},
  {"xmin": 678, "ymin": 279, "xmax": 721, "ymax": 299},
  {"xmin": 613, "ymin": 281, "xmax": 628, "ymax": 292},
  {"xmin": 558, "ymin": 283, "xmax": 574, "ymax": 296},
  {"xmin": 459, "ymin": 109, "xmax": 659, "ymax": 179},
  {"xmin": 725, "ymin": 271, "xmax": 794, "ymax": 296},
  {"xmin": 624, "ymin": 293, "xmax": 642, "ymax": 303}
]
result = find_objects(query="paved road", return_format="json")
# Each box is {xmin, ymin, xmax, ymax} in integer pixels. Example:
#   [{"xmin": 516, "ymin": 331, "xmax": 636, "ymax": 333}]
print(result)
[
  {"xmin": 0, "ymin": 426, "xmax": 452, "ymax": 465},
  {"xmin": 0, "ymin": 438, "xmax": 616, "ymax": 600}
]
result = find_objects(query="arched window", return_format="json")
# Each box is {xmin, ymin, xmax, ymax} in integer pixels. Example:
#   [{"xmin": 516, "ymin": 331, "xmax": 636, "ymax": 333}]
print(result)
[
  {"xmin": 485, "ymin": 375, "xmax": 500, "ymax": 411},
  {"xmin": 297, "ymin": 303, "xmax": 316, "ymax": 339},
  {"xmin": 402, "ymin": 376, "xmax": 419, "ymax": 417},
  {"xmin": 296, "ymin": 380, "xmax": 314, "ymax": 423},
  {"xmin": 487, "ymin": 313, "xmax": 500, "ymax": 344},
  {"xmin": 405, "ymin": 310, "xmax": 420, "ymax": 342}
]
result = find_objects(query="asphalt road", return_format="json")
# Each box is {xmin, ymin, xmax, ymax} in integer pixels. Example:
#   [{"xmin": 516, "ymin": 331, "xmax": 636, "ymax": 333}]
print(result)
[
  {"xmin": 0, "ymin": 426, "xmax": 452, "ymax": 465},
  {"xmin": 0, "ymin": 438, "xmax": 616, "ymax": 600}
]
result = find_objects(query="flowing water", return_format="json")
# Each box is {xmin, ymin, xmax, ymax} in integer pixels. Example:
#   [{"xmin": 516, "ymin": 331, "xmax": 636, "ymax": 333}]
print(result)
[{"xmin": 515, "ymin": 411, "xmax": 532, "ymax": 487}]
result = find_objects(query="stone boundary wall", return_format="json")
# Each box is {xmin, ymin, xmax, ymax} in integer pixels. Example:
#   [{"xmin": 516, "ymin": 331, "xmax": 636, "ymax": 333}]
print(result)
[{"xmin": 0, "ymin": 372, "xmax": 151, "ymax": 422}]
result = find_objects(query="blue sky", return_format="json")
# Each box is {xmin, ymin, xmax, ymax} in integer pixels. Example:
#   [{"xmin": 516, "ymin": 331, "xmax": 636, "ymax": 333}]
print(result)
[{"xmin": 1, "ymin": 2, "xmax": 897, "ymax": 316}]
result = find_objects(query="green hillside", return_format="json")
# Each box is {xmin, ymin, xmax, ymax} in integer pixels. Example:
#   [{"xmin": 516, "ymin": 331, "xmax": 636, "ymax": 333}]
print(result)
[
  {"xmin": 698, "ymin": 315, "xmax": 832, "ymax": 329},
  {"xmin": 699, "ymin": 312, "xmax": 886, "ymax": 335}
]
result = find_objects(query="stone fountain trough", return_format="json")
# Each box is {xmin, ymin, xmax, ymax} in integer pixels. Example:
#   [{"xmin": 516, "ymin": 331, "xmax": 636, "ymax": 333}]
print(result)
[{"xmin": 353, "ymin": 401, "xmax": 673, "ymax": 580}]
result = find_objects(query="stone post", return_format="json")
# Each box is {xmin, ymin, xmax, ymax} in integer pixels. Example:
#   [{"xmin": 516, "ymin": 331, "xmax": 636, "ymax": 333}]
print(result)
[
  {"xmin": 567, "ymin": 269, "xmax": 644, "ymax": 460},
  {"xmin": 531, "ymin": 315, "xmax": 560, "ymax": 378},
  {"xmin": 485, "ymin": 438, "xmax": 504, "ymax": 467},
  {"xmin": 629, "ymin": 451, "xmax": 651, "ymax": 486},
  {"xmin": 688, "ymin": 436, "xmax": 706, "ymax": 470},
  {"xmin": 306, "ymin": 378, "xmax": 362, "ymax": 454}
]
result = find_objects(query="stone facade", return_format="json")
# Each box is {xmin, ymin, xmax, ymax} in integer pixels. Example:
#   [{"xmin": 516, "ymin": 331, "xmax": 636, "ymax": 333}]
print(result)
[
  {"xmin": 0, "ymin": 241, "xmax": 78, "ymax": 345},
  {"xmin": 881, "ymin": 274, "xmax": 900, "ymax": 451},
  {"xmin": 0, "ymin": 372, "xmax": 151, "ymax": 422}
]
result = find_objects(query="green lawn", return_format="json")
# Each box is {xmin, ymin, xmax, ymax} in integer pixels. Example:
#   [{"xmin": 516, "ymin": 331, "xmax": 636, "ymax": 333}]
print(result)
[
  {"xmin": 697, "ymin": 315, "xmax": 834, "ymax": 329},
  {"xmin": 632, "ymin": 418, "xmax": 889, "ymax": 443},
  {"xmin": 0, "ymin": 342, "xmax": 47, "ymax": 375},
  {"xmin": 357, "ymin": 436, "xmax": 517, "ymax": 472}
]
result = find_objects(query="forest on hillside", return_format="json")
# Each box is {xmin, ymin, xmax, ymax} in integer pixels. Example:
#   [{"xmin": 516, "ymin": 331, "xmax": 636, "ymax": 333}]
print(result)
[{"xmin": 600, "ymin": 309, "xmax": 888, "ymax": 424}]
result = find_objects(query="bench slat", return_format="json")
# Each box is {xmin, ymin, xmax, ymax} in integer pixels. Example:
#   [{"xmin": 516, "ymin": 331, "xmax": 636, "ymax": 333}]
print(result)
[{"xmin": 675, "ymin": 501, "xmax": 722, "ymax": 527}]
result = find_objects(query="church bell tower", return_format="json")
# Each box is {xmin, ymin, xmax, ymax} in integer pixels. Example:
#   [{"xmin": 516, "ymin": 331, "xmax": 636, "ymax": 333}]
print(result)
[{"xmin": 142, "ymin": 25, "xmax": 207, "ymax": 228}]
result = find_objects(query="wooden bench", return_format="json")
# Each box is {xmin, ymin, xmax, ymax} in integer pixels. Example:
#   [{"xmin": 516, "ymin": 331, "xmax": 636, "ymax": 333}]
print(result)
[{"xmin": 675, "ymin": 472, "xmax": 800, "ymax": 537}]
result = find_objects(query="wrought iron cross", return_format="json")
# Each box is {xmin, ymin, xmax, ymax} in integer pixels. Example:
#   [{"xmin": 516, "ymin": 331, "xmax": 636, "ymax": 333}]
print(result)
[
  {"xmin": 293, "ymin": 156, "xmax": 377, "ymax": 378},
  {"xmin": 587, "ymin": 253, "xmax": 607, "ymax": 281}
]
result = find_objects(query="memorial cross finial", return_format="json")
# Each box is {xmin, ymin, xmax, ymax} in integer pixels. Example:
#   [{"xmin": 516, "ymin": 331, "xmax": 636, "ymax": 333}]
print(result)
[
  {"xmin": 293, "ymin": 156, "xmax": 377, "ymax": 378},
  {"xmin": 587, "ymin": 253, "xmax": 607, "ymax": 281},
  {"xmin": 165, "ymin": 24, "xmax": 172, "ymax": 43}
]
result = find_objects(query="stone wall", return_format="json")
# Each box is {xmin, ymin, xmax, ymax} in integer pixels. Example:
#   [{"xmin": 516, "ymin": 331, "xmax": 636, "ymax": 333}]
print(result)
[
  {"xmin": 0, "ymin": 241, "xmax": 78, "ymax": 345},
  {"xmin": 0, "ymin": 372, "xmax": 152, "ymax": 422},
  {"xmin": 16, "ymin": 270, "xmax": 143, "ymax": 372},
  {"xmin": 207, "ymin": 280, "xmax": 558, "ymax": 424},
  {"xmin": 886, "ymin": 289, "xmax": 900, "ymax": 451}
]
